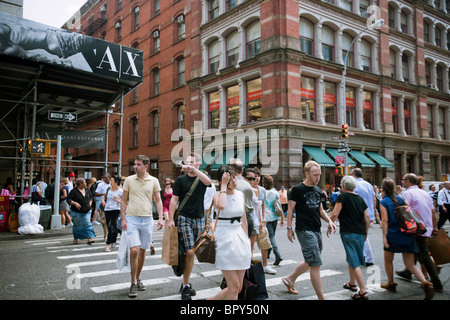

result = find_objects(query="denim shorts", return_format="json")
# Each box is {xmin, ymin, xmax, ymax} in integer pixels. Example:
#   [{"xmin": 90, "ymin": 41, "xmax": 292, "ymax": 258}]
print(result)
[
  {"xmin": 126, "ymin": 216, "xmax": 153, "ymax": 250},
  {"xmin": 340, "ymin": 232, "xmax": 365, "ymax": 268},
  {"xmin": 295, "ymin": 229, "xmax": 323, "ymax": 267}
]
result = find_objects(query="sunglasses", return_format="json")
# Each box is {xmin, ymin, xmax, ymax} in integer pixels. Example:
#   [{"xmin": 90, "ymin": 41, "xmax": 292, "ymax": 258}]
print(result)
[{"xmin": 245, "ymin": 177, "xmax": 255, "ymax": 181}]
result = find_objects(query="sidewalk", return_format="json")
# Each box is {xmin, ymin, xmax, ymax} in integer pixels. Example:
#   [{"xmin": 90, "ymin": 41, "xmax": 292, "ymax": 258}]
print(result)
[{"xmin": 0, "ymin": 223, "xmax": 105, "ymax": 242}]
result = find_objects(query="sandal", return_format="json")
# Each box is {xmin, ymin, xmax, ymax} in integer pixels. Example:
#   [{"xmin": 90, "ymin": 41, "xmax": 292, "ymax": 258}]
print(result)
[
  {"xmin": 281, "ymin": 277, "xmax": 298, "ymax": 294},
  {"xmin": 87, "ymin": 239, "xmax": 95, "ymax": 245},
  {"xmin": 351, "ymin": 291, "xmax": 369, "ymax": 300},
  {"xmin": 343, "ymin": 282, "xmax": 358, "ymax": 292},
  {"xmin": 105, "ymin": 246, "xmax": 111, "ymax": 252}
]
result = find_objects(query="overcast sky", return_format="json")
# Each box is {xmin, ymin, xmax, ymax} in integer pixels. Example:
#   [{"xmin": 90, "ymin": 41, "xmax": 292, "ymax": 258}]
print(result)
[{"xmin": 23, "ymin": 0, "xmax": 87, "ymax": 28}]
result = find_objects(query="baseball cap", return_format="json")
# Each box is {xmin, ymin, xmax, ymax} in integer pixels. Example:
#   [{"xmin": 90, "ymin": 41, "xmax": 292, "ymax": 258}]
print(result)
[{"xmin": 68, "ymin": 173, "xmax": 75, "ymax": 177}]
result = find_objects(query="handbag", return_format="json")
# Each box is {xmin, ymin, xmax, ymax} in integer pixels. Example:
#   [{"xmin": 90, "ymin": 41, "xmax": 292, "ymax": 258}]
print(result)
[
  {"xmin": 238, "ymin": 265, "xmax": 260, "ymax": 300},
  {"xmin": 274, "ymin": 198, "xmax": 283, "ymax": 217},
  {"xmin": 426, "ymin": 229, "xmax": 450, "ymax": 265},
  {"xmin": 193, "ymin": 205, "xmax": 219, "ymax": 264},
  {"xmin": 395, "ymin": 197, "xmax": 427, "ymax": 236}
]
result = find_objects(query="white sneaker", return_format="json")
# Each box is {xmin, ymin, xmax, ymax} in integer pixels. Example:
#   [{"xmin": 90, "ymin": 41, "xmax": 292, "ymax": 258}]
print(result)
[
  {"xmin": 93, "ymin": 221, "xmax": 101, "ymax": 225},
  {"xmin": 263, "ymin": 266, "xmax": 277, "ymax": 274}
]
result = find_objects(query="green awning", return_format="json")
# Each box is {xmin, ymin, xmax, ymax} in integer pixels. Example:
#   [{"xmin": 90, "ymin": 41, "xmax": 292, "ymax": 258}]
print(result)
[
  {"xmin": 200, "ymin": 149, "xmax": 236, "ymax": 171},
  {"xmin": 236, "ymin": 146, "xmax": 259, "ymax": 167},
  {"xmin": 325, "ymin": 148, "xmax": 357, "ymax": 166},
  {"xmin": 349, "ymin": 150, "xmax": 376, "ymax": 168},
  {"xmin": 303, "ymin": 146, "xmax": 335, "ymax": 167},
  {"xmin": 366, "ymin": 151, "xmax": 394, "ymax": 168}
]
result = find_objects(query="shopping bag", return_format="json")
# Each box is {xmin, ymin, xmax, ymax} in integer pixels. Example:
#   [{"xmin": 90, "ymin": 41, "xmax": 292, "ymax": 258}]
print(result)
[
  {"xmin": 426, "ymin": 229, "xmax": 450, "ymax": 265},
  {"xmin": 172, "ymin": 238, "xmax": 186, "ymax": 277},
  {"xmin": 116, "ymin": 231, "xmax": 131, "ymax": 273},
  {"xmin": 238, "ymin": 261, "xmax": 268, "ymax": 300},
  {"xmin": 161, "ymin": 225, "xmax": 179, "ymax": 266},
  {"xmin": 256, "ymin": 226, "xmax": 272, "ymax": 250}
]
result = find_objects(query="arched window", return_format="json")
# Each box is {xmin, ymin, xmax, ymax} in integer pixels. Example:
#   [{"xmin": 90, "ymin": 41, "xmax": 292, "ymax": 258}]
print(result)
[
  {"xmin": 402, "ymin": 53, "xmax": 409, "ymax": 82},
  {"xmin": 423, "ymin": 21, "xmax": 430, "ymax": 43},
  {"xmin": 133, "ymin": 6, "xmax": 140, "ymax": 30},
  {"xmin": 131, "ymin": 117, "xmax": 138, "ymax": 147},
  {"xmin": 322, "ymin": 26, "xmax": 334, "ymax": 62},
  {"xmin": 342, "ymin": 33, "xmax": 354, "ymax": 67},
  {"xmin": 388, "ymin": 4, "xmax": 395, "ymax": 28},
  {"xmin": 152, "ymin": 68, "xmax": 160, "ymax": 96},
  {"xmin": 435, "ymin": 26, "xmax": 442, "ymax": 47},
  {"xmin": 152, "ymin": 29, "xmax": 160, "ymax": 53},
  {"xmin": 300, "ymin": 19, "xmax": 314, "ymax": 55},
  {"xmin": 227, "ymin": 31, "xmax": 239, "ymax": 67},
  {"xmin": 177, "ymin": 58, "xmax": 185, "ymax": 86},
  {"xmin": 360, "ymin": 39, "xmax": 371, "ymax": 72},
  {"xmin": 436, "ymin": 64, "xmax": 443, "ymax": 91},
  {"xmin": 151, "ymin": 111, "xmax": 159, "ymax": 143},
  {"xmin": 246, "ymin": 21, "xmax": 261, "ymax": 59},
  {"xmin": 209, "ymin": 0, "xmax": 219, "ymax": 20},
  {"xmin": 209, "ymin": 40, "xmax": 220, "ymax": 74}
]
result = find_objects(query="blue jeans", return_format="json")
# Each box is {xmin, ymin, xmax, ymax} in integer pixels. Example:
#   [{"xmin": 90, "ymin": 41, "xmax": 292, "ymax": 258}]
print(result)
[{"xmin": 266, "ymin": 220, "xmax": 282, "ymax": 260}]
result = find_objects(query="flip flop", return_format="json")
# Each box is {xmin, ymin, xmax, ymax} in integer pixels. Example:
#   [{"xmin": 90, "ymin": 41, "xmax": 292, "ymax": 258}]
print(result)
[{"xmin": 281, "ymin": 277, "xmax": 298, "ymax": 294}]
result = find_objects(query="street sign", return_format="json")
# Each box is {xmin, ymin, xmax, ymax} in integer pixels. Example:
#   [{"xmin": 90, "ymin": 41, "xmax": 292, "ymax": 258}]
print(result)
[
  {"xmin": 337, "ymin": 147, "xmax": 352, "ymax": 153},
  {"xmin": 335, "ymin": 155, "xmax": 345, "ymax": 165},
  {"xmin": 48, "ymin": 110, "xmax": 77, "ymax": 123}
]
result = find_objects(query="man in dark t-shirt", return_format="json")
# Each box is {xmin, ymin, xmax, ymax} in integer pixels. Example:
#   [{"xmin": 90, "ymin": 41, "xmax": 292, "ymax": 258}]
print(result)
[
  {"xmin": 281, "ymin": 160, "xmax": 336, "ymax": 300},
  {"xmin": 168, "ymin": 153, "xmax": 211, "ymax": 300}
]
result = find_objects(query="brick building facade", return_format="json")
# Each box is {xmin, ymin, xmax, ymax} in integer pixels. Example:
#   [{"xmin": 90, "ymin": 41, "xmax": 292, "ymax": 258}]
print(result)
[{"xmin": 66, "ymin": 0, "xmax": 450, "ymax": 188}]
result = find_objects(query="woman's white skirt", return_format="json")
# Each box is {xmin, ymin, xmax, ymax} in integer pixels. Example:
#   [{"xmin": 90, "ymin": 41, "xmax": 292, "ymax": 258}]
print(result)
[{"xmin": 214, "ymin": 221, "xmax": 251, "ymax": 270}]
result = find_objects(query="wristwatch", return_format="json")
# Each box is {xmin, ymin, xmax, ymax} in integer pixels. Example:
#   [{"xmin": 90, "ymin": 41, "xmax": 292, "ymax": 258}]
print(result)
[{"xmin": 287, "ymin": 227, "xmax": 292, "ymax": 230}]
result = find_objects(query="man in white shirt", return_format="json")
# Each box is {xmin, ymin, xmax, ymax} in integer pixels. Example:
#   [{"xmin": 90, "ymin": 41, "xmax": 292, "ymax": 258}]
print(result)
[{"xmin": 437, "ymin": 181, "xmax": 450, "ymax": 229}]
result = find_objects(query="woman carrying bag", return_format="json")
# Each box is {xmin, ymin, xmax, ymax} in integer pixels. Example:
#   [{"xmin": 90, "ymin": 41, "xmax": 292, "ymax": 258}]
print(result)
[{"xmin": 208, "ymin": 166, "xmax": 251, "ymax": 300}]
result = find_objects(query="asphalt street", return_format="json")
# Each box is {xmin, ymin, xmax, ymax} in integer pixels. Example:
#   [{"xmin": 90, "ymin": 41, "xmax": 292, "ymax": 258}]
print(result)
[{"xmin": 0, "ymin": 218, "xmax": 449, "ymax": 303}]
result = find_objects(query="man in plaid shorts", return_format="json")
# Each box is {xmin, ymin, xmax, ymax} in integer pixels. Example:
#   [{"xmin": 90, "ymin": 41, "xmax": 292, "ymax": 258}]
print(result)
[{"xmin": 168, "ymin": 153, "xmax": 212, "ymax": 300}]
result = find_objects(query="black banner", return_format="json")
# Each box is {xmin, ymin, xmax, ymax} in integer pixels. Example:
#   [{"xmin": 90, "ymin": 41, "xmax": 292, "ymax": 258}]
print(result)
[{"xmin": 0, "ymin": 12, "xmax": 143, "ymax": 84}]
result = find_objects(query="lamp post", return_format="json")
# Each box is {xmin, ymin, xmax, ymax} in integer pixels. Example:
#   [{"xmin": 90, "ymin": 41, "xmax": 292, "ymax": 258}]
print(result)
[{"xmin": 341, "ymin": 18, "xmax": 384, "ymax": 176}]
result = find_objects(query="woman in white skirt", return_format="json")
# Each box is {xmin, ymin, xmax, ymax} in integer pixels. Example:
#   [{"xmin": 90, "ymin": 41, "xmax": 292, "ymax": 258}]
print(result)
[{"xmin": 209, "ymin": 166, "xmax": 251, "ymax": 300}]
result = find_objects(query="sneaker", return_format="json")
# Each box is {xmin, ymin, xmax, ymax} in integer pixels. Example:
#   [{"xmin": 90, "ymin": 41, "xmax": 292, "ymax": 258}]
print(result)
[
  {"xmin": 137, "ymin": 279, "xmax": 146, "ymax": 291},
  {"xmin": 66, "ymin": 223, "xmax": 73, "ymax": 227},
  {"xmin": 264, "ymin": 265, "xmax": 277, "ymax": 274},
  {"xmin": 129, "ymin": 283, "xmax": 138, "ymax": 297},
  {"xmin": 93, "ymin": 221, "xmax": 101, "ymax": 225},
  {"xmin": 181, "ymin": 285, "xmax": 192, "ymax": 300},
  {"xmin": 179, "ymin": 283, "xmax": 196, "ymax": 297}
]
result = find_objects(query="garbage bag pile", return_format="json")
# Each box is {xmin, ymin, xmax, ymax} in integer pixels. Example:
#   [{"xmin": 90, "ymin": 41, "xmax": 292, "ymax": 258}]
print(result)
[{"xmin": 18, "ymin": 203, "xmax": 43, "ymax": 235}]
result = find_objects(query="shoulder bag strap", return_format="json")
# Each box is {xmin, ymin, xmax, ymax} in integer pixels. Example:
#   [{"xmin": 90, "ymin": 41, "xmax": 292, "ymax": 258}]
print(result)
[{"xmin": 174, "ymin": 177, "xmax": 199, "ymax": 224}]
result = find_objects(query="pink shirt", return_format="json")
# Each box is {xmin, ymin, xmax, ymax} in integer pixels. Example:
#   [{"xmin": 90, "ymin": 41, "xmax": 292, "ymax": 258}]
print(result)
[{"xmin": 403, "ymin": 185, "xmax": 434, "ymax": 237}]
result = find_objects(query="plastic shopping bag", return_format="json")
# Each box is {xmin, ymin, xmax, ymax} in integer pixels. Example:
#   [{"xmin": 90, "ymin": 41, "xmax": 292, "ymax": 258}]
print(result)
[
  {"xmin": 18, "ymin": 203, "xmax": 43, "ymax": 235},
  {"xmin": 116, "ymin": 230, "xmax": 131, "ymax": 273}
]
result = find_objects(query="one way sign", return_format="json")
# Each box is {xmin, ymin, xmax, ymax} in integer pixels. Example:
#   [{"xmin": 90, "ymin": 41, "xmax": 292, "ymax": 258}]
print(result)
[{"xmin": 48, "ymin": 110, "xmax": 77, "ymax": 123}]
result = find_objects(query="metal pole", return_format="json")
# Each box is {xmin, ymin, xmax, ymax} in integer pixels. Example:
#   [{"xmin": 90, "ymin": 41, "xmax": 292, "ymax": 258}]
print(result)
[
  {"xmin": 51, "ymin": 135, "xmax": 62, "ymax": 229},
  {"xmin": 118, "ymin": 93, "xmax": 124, "ymax": 177}
]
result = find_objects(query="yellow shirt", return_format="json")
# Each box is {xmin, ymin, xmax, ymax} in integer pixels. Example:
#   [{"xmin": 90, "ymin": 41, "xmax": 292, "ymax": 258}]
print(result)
[{"xmin": 122, "ymin": 173, "xmax": 161, "ymax": 217}]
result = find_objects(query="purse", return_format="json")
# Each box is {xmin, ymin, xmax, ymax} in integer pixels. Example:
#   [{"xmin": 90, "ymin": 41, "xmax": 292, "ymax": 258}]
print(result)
[
  {"xmin": 395, "ymin": 197, "xmax": 427, "ymax": 236},
  {"xmin": 426, "ymin": 229, "xmax": 450, "ymax": 265},
  {"xmin": 193, "ymin": 205, "xmax": 219, "ymax": 264},
  {"xmin": 274, "ymin": 198, "xmax": 283, "ymax": 217}
]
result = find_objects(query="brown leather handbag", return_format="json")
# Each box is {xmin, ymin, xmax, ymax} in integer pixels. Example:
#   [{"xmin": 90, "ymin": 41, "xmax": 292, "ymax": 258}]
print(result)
[{"xmin": 193, "ymin": 205, "xmax": 219, "ymax": 264}]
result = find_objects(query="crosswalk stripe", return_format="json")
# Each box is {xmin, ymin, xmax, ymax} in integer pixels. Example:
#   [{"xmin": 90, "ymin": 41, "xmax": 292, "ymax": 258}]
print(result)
[
  {"xmin": 151, "ymin": 268, "xmax": 343, "ymax": 300},
  {"xmin": 298, "ymin": 284, "xmax": 384, "ymax": 300}
]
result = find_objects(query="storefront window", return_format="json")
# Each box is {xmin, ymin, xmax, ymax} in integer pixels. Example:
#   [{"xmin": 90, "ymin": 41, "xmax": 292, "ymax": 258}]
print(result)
[
  {"xmin": 247, "ymin": 78, "xmax": 261, "ymax": 123},
  {"xmin": 301, "ymin": 76, "xmax": 316, "ymax": 121},
  {"xmin": 323, "ymin": 81, "xmax": 336, "ymax": 124},
  {"xmin": 209, "ymin": 91, "xmax": 220, "ymax": 129},
  {"xmin": 227, "ymin": 85, "xmax": 239, "ymax": 127},
  {"xmin": 363, "ymin": 90, "xmax": 374, "ymax": 130}
]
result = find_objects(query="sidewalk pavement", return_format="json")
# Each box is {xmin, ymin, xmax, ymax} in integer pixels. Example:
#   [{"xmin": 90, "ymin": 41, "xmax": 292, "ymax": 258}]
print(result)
[{"xmin": 0, "ymin": 222, "xmax": 106, "ymax": 242}]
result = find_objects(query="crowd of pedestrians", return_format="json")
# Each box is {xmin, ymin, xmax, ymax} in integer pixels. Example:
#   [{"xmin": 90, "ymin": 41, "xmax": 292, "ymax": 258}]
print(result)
[{"xmin": 4, "ymin": 152, "xmax": 450, "ymax": 301}]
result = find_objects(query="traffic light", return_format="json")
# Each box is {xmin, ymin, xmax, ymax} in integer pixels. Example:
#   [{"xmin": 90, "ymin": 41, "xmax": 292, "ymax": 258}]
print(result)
[
  {"xmin": 29, "ymin": 140, "xmax": 51, "ymax": 156},
  {"xmin": 335, "ymin": 166, "xmax": 344, "ymax": 176},
  {"xmin": 341, "ymin": 123, "xmax": 349, "ymax": 140}
]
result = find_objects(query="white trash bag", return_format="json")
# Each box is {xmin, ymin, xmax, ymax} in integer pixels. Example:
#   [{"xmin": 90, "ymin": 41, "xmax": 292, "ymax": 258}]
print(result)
[
  {"xmin": 18, "ymin": 203, "xmax": 44, "ymax": 235},
  {"xmin": 116, "ymin": 230, "xmax": 131, "ymax": 273}
]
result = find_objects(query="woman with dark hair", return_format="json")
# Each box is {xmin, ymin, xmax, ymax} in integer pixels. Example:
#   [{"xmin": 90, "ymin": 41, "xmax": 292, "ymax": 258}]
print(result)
[
  {"xmin": 379, "ymin": 177, "xmax": 434, "ymax": 299},
  {"xmin": 208, "ymin": 166, "xmax": 251, "ymax": 300},
  {"xmin": 102, "ymin": 175, "xmax": 123, "ymax": 252},
  {"xmin": 67, "ymin": 178, "xmax": 95, "ymax": 245}
]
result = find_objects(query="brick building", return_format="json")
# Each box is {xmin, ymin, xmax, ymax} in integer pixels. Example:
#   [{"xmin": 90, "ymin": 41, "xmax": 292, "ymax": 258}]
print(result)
[{"xmin": 66, "ymin": 0, "xmax": 450, "ymax": 188}]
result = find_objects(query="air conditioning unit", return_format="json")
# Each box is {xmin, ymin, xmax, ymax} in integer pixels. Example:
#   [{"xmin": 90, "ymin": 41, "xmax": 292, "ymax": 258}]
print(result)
[
  {"xmin": 100, "ymin": 5, "xmax": 106, "ymax": 12},
  {"xmin": 134, "ymin": 6, "xmax": 140, "ymax": 13},
  {"xmin": 177, "ymin": 14, "xmax": 185, "ymax": 24},
  {"xmin": 151, "ymin": 163, "xmax": 158, "ymax": 170},
  {"xmin": 153, "ymin": 30, "xmax": 160, "ymax": 38},
  {"xmin": 115, "ymin": 21, "xmax": 121, "ymax": 29},
  {"xmin": 427, "ymin": 84, "xmax": 438, "ymax": 90}
]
